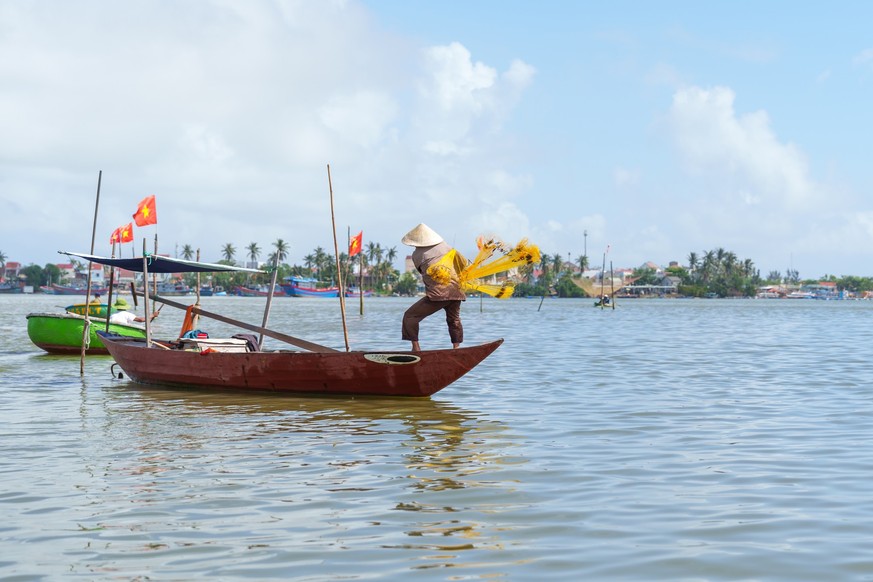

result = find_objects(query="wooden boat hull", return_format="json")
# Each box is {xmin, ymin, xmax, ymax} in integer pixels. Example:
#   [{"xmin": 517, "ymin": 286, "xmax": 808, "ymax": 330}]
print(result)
[
  {"xmin": 234, "ymin": 286, "xmax": 285, "ymax": 297},
  {"xmin": 98, "ymin": 332, "xmax": 503, "ymax": 397},
  {"xmin": 51, "ymin": 284, "xmax": 109, "ymax": 295},
  {"xmin": 26, "ymin": 313, "xmax": 147, "ymax": 355},
  {"xmin": 280, "ymin": 284, "xmax": 340, "ymax": 297}
]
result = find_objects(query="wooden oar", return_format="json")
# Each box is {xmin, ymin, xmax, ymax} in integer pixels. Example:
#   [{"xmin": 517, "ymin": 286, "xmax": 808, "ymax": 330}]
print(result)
[{"xmin": 131, "ymin": 290, "xmax": 339, "ymax": 353}]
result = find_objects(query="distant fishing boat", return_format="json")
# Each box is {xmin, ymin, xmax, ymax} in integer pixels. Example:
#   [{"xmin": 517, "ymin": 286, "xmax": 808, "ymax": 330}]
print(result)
[
  {"xmin": 199, "ymin": 285, "xmax": 227, "ymax": 296},
  {"xmin": 234, "ymin": 284, "xmax": 284, "ymax": 297},
  {"xmin": 345, "ymin": 287, "xmax": 373, "ymax": 298},
  {"xmin": 280, "ymin": 276, "xmax": 340, "ymax": 297},
  {"xmin": 51, "ymin": 283, "xmax": 109, "ymax": 296},
  {"xmin": 0, "ymin": 281, "xmax": 23, "ymax": 294},
  {"xmin": 154, "ymin": 281, "xmax": 192, "ymax": 296}
]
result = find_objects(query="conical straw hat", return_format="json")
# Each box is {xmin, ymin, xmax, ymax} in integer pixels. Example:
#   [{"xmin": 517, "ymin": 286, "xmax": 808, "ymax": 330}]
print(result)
[{"xmin": 401, "ymin": 223, "xmax": 443, "ymax": 247}]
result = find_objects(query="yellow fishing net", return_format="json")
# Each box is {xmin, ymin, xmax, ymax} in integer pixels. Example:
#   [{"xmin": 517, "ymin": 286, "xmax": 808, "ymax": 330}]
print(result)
[{"xmin": 425, "ymin": 236, "xmax": 541, "ymax": 299}]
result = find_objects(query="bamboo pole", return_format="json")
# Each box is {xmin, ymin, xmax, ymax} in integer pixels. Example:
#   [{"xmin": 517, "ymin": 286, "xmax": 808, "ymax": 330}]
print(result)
[
  {"xmin": 600, "ymin": 252, "xmax": 606, "ymax": 309},
  {"xmin": 258, "ymin": 252, "xmax": 280, "ymax": 349},
  {"xmin": 80, "ymin": 170, "xmax": 102, "ymax": 375},
  {"xmin": 195, "ymin": 249, "xmax": 201, "ymax": 303},
  {"xmin": 104, "ymin": 241, "xmax": 117, "ymax": 333},
  {"xmin": 152, "ymin": 234, "xmax": 158, "ymax": 313},
  {"xmin": 142, "ymin": 239, "xmax": 152, "ymax": 347},
  {"xmin": 327, "ymin": 164, "xmax": 350, "ymax": 351},
  {"xmin": 610, "ymin": 260, "xmax": 616, "ymax": 310}
]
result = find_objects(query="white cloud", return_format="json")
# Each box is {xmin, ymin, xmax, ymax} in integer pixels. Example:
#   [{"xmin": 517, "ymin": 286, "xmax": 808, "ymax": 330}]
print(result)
[
  {"xmin": 852, "ymin": 48, "xmax": 873, "ymax": 67},
  {"xmin": 413, "ymin": 42, "xmax": 535, "ymax": 155},
  {"xmin": 0, "ymin": 1, "xmax": 538, "ymax": 268},
  {"xmin": 318, "ymin": 91, "xmax": 398, "ymax": 148},
  {"xmin": 613, "ymin": 166, "xmax": 640, "ymax": 188},
  {"xmin": 666, "ymin": 85, "xmax": 818, "ymax": 209}
]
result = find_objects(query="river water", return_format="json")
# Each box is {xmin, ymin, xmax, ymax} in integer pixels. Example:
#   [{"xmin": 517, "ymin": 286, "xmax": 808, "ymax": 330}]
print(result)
[{"xmin": 2, "ymin": 293, "xmax": 872, "ymax": 580}]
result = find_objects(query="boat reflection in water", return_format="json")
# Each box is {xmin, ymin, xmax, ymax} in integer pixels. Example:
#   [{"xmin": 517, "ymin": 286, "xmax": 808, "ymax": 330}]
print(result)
[{"xmin": 91, "ymin": 385, "xmax": 522, "ymax": 570}]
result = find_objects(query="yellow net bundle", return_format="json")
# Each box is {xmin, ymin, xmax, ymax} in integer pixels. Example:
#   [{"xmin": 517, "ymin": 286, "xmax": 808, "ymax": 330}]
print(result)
[{"xmin": 425, "ymin": 236, "xmax": 541, "ymax": 299}]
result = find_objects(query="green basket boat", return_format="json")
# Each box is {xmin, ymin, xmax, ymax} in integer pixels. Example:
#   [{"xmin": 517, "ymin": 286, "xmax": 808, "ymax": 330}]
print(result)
[
  {"xmin": 64, "ymin": 302, "xmax": 118, "ymax": 319},
  {"xmin": 26, "ymin": 312, "xmax": 146, "ymax": 355}
]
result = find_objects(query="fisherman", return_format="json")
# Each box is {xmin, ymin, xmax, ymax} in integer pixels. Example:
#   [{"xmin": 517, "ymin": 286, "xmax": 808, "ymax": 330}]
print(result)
[
  {"xmin": 109, "ymin": 298, "xmax": 158, "ymax": 325},
  {"xmin": 401, "ymin": 223, "xmax": 465, "ymax": 351}
]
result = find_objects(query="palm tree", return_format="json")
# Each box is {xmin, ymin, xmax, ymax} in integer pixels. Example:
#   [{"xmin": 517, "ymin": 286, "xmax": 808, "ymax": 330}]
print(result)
[
  {"xmin": 303, "ymin": 253, "xmax": 316, "ymax": 273},
  {"xmin": 221, "ymin": 243, "xmax": 236, "ymax": 263},
  {"xmin": 552, "ymin": 254, "xmax": 563, "ymax": 279},
  {"xmin": 576, "ymin": 254, "xmax": 588, "ymax": 274},
  {"xmin": 687, "ymin": 251, "xmax": 698, "ymax": 280},
  {"xmin": 0, "ymin": 250, "xmax": 6, "ymax": 277},
  {"xmin": 181, "ymin": 245, "xmax": 195, "ymax": 261},
  {"xmin": 247, "ymin": 242, "xmax": 261, "ymax": 268},
  {"xmin": 539, "ymin": 253, "xmax": 550, "ymax": 285},
  {"xmin": 273, "ymin": 239, "xmax": 289, "ymax": 264}
]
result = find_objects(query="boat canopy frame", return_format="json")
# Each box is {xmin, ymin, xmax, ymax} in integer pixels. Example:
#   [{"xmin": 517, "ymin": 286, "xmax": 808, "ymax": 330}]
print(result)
[{"xmin": 58, "ymin": 251, "xmax": 267, "ymax": 275}]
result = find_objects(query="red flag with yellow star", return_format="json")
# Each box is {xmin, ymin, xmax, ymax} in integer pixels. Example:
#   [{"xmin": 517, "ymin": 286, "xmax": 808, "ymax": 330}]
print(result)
[
  {"xmin": 110, "ymin": 222, "xmax": 134, "ymax": 244},
  {"xmin": 349, "ymin": 231, "xmax": 363, "ymax": 257},
  {"xmin": 132, "ymin": 195, "xmax": 157, "ymax": 226},
  {"xmin": 118, "ymin": 222, "xmax": 134, "ymax": 243}
]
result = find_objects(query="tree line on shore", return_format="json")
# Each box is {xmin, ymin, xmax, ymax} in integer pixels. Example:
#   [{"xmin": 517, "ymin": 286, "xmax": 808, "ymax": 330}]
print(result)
[{"xmin": 4, "ymin": 245, "xmax": 873, "ymax": 298}]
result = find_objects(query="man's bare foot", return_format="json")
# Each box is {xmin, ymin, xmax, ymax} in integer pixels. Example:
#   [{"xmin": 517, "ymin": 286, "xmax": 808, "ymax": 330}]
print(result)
[
  {"xmin": 452, "ymin": 343, "xmax": 460, "ymax": 349},
  {"xmin": 411, "ymin": 341, "xmax": 421, "ymax": 352}
]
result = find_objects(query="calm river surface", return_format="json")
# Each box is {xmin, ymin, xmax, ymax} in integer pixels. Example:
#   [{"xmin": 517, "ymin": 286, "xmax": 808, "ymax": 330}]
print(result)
[{"xmin": 2, "ymin": 293, "xmax": 873, "ymax": 580}]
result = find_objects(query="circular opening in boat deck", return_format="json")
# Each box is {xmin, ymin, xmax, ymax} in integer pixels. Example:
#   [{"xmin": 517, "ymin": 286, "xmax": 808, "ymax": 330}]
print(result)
[{"xmin": 364, "ymin": 353, "xmax": 422, "ymax": 365}]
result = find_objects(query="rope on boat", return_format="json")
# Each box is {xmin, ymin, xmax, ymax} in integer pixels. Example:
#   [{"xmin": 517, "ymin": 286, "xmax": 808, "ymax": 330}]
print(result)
[
  {"xmin": 82, "ymin": 319, "xmax": 91, "ymax": 350},
  {"xmin": 110, "ymin": 363, "xmax": 124, "ymax": 379}
]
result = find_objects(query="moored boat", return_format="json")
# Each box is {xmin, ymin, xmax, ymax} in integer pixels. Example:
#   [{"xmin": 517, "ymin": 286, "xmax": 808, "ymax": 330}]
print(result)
[
  {"xmin": 26, "ymin": 312, "xmax": 147, "ymax": 355},
  {"xmin": 0, "ymin": 282, "xmax": 23, "ymax": 294},
  {"xmin": 98, "ymin": 332, "xmax": 502, "ymax": 397},
  {"xmin": 281, "ymin": 277, "xmax": 340, "ymax": 297},
  {"xmin": 51, "ymin": 283, "xmax": 109, "ymax": 295},
  {"xmin": 60, "ymin": 250, "xmax": 502, "ymax": 397},
  {"xmin": 234, "ymin": 284, "xmax": 285, "ymax": 297},
  {"xmin": 155, "ymin": 281, "xmax": 192, "ymax": 295},
  {"xmin": 65, "ymin": 302, "xmax": 117, "ymax": 318}
]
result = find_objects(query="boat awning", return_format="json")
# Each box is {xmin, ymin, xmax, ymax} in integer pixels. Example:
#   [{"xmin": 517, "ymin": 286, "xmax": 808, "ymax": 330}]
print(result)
[{"xmin": 59, "ymin": 251, "xmax": 267, "ymax": 274}]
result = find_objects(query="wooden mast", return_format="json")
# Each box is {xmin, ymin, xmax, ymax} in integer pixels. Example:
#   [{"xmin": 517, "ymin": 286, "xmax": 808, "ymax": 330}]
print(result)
[
  {"xmin": 327, "ymin": 164, "xmax": 350, "ymax": 352},
  {"xmin": 80, "ymin": 170, "xmax": 102, "ymax": 374}
]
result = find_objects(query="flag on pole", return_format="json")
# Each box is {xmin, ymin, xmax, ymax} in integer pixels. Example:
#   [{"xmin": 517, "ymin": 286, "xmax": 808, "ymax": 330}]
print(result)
[
  {"xmin": 132, "ymin": 195, "xmax": 157, "ymax": 226},
  {"xmin": 110, "ymin": 222, "xmax": 135, "ymax": 244},
  {"xmin": 349, "ymin": 231, "xmax": 363, "ymax": 257},
  {"xmin": 119, "ymin": 222, "xmax": 134, "ymax": 243}
]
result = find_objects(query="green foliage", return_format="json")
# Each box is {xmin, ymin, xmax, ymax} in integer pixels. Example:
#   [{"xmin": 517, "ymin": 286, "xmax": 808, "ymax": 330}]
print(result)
[
  {"xmin": 512, "ymin": 281, "xmax": 548, "ymax": 297},
  {"xmin": 686, "ymin": 247, "xmax": 758, "ymax": 298},
  {"xmin": 678, "ymin": 284, "xmax": 706, "ymax": 298},
  {"xmin": 836, "ymin": 276, "xmax": 873, "ymax": 293},
  {"xmin": 394, "ymin": 272, "xmax": 418, "ymax": 296},
  {"xmin": 554, "ymin": 275, "xmax": 587, "ymax": 297},
  {"xmin": 632, "ymin": 266, "xmax": 660, "ymax": 286},
  {"xmin": 19, "ymin": 264, "xmax": 44, "ymax": 286}
]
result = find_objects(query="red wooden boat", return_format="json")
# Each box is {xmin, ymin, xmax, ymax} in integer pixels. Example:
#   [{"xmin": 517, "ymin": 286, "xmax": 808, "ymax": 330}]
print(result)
[
  {"xmin": 60, "ymin": 250, "xmax": 502, "ymax": 397},
  {"xmin": 97, "ymin": 333, "xmax": 502, "ymax": 397}
]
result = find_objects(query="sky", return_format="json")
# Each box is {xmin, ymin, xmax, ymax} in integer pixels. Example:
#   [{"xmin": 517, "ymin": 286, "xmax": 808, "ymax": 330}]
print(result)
[{"xmin": 2, "ymin": 0, "xmax": 872, "ymax": 279}]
